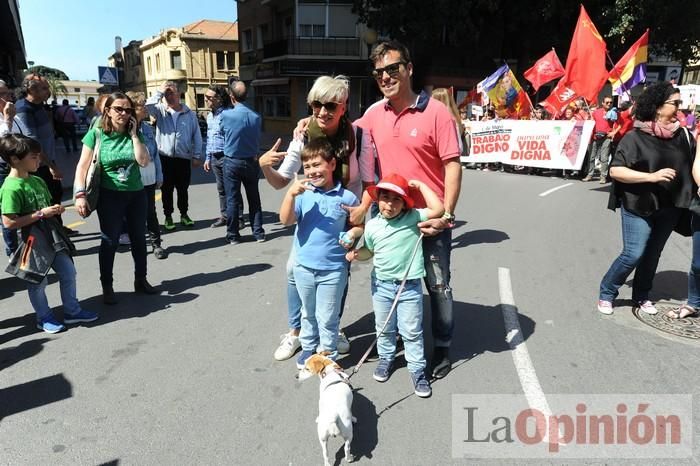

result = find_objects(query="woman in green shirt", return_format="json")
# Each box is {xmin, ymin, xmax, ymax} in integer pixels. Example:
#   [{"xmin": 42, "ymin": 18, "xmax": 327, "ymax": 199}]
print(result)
[{"xmin": 73, "ymin": 92, "xmax": 158, "ymax": 304}]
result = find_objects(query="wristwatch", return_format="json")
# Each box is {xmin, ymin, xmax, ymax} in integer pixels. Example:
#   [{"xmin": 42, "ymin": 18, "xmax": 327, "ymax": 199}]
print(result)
[
  {"xmin": 35, "ymin": 210, "xmax": 45, "ymax": 219},
  {"xmin": 442, "ymin": 212, "xmax": 456, "ymax": 228}
]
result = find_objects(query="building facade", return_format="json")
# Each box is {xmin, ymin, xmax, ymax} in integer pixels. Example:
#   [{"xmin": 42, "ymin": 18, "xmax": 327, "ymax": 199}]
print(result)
[
  {"xmin": 57, "ymin": 80, "xmax": 101, "ymax": 107},
  {"xmin": 0, "ymin": 0, "xmax": 27, "ymax": 87},
  {"xmin": 108, "ymin": 20, "xmax": 238, "ymax": 113},
  {"xmin": 236, "ymin": 0, "xmax": 378, "ymax": 134}
]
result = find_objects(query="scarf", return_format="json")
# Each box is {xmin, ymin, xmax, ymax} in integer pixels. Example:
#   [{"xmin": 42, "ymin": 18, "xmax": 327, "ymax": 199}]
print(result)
[
  {"xmin": 633, "ymin": 119, "xmax": 681, "ymax": 139},
  {"xmin": 305, "ymin": 116, "xmax": 355, "ymax": 188}
]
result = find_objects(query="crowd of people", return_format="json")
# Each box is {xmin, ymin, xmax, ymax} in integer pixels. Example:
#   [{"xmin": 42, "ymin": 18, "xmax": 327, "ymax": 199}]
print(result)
[{"xmin": 1, "ymin": 39, "xmax": 699, "ymax": 399}]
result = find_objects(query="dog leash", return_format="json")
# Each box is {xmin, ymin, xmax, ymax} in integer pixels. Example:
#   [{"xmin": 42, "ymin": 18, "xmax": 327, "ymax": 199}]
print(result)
[{"xmin": 348, "ymin": 232, "xmax": 425, "ymax": 380}]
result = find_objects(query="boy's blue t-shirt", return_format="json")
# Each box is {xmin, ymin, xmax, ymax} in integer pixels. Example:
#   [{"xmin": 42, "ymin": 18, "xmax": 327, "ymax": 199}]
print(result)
[{"xmin": 294, "ymin": 182, "xmax": 359, "ymax": 271}]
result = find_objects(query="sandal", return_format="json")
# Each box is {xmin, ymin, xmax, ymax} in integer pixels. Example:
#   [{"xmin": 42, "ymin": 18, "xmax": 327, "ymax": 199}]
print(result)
[{"xmin": 666, "ymin": 304, "xmax": 698, "ymax": 320}]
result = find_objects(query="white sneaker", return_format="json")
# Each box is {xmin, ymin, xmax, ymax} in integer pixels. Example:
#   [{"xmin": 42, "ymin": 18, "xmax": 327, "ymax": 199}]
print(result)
[
  {"xmin": 637, "ymin": 300, "xmax": 658, "ymax": 315},
  {"xmin": 597, "ymin": 300, "xmax": 613, "ymax": 315},
  {"xmin": 337, "ymin": 332, "xmax": 350, "ymax": 354},
  {"xmin": 119, "ymin": 233, "xmax": 131, "ymax": 245},
  {"xmin": 273, "ymin": 332, "xmax": 300, "ymax": 361}
]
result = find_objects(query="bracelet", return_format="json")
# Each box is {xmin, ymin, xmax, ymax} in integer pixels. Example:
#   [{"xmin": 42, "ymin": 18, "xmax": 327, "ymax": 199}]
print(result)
[{"xmin": 74, "ymin": 192, "xmax": 86, "ymax": 199}]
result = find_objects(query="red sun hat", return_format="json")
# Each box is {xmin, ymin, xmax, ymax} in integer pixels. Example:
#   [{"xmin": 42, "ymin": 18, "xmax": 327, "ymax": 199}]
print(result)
[{"xmin": 367, "ymin": 173, "xmax": 415, "ymax": 209}]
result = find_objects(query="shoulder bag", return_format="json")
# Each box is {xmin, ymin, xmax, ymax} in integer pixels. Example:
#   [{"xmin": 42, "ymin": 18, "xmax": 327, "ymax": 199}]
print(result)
[{"xmin": 84, "ymin": 129, "xmax": 102, "ymax": 215}]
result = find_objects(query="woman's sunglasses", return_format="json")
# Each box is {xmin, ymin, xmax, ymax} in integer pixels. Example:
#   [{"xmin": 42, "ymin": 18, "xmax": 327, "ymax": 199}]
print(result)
[
  {"xmin": 109, "ymin": 106, "xmax": 134, "ymax": 114},
  {"xmin": 310, "ymin": 101, "xmax": 341, "ymax": 113},
  {"xmin": 664, "ymin": 99, "xmax": 682, "ymax": 108}
]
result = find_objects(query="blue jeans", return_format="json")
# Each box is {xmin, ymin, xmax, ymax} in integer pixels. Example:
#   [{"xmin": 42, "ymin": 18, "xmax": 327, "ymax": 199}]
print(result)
[
  {"xmin": 687, "ymin": 213, "xmax": 700, "ymax": 307},
  {"xmin": 599, "ymin": 206, "xmax": 681, "ymax": 302},
  {"xmin": 0, "ymin": 173, "xmax": 19, "ymax": 256},
  {"xmin": 371, "ymin": 276, "xmax": 426, "ymax": 373},
  {"xmin": 293, "ymin": 264, "xmax": 348, "ymax": 360},
  {"xmin": 423, "ymin": 229, "xmax": 454, "ymax": 347},
  {"xmin": 27, "ymin": 251, "xmax": 82, "ymax": 323},
  {"xmin": 286, "ymin": 247, "xmax": 350, "ymax": 330},
  {"xmin": 212, "ymin": 153, "xmax": 243, "ymax": 220},
  {"xmin": 223, "ymin": 157, "xmax": 264, "ymax": 241},
  {"xmin": 96, "ymin": 188, "xmax": 148, "ymax": 286}
]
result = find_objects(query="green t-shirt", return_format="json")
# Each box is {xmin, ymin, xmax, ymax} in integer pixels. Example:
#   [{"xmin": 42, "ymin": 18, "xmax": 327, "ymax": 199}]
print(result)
[
  {"xmin": 0, "ymin": 175, "xmax": 53, "ymax": 216},
  {"xmin": 364, "ymin": 208, "xmax": 429, "ymax": 281},
  {"xmin": 82, "ymin": 128, "xmax": 144, "ymax": 191}
]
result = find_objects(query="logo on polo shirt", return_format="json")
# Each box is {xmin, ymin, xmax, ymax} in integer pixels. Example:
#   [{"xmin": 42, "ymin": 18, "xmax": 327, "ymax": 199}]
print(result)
[{"xmin": 410, "ymin": 128, "xmax": 418, "ymax": 137}]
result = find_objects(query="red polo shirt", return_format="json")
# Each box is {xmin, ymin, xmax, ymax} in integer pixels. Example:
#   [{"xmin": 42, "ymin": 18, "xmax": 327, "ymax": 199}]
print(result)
[{"xmin": 355, "ymin": 91, "xmax": 459, "ymax": 207}]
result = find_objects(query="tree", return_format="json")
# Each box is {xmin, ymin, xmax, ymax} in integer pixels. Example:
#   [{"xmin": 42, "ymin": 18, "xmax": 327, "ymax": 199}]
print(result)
[
  {"xmin": 24, "ymin": 65, "xmax": 69, "ymax": 101},
  {"xmin": 352, "ymin": 0, "xmax": 700, "ymax": 74},
  {"xmin": 25, "ymin": 65, "xmax": 69, "ymax": 80}
]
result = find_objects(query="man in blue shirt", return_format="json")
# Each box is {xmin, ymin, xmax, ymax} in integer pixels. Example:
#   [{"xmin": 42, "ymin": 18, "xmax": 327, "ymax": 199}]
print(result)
[
  {"xmin": 220, "ymin": 81, "xmax": 265, "ymax": 244},
  {"xmin": 203, "ymin": 85, "xmax": 243, "ymax": 229}
]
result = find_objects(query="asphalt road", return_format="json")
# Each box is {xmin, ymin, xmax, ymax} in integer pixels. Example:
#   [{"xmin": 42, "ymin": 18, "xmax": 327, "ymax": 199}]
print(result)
[{"xmin": 1, "ymin": 167, "xmax": 699, "ymax": 465}]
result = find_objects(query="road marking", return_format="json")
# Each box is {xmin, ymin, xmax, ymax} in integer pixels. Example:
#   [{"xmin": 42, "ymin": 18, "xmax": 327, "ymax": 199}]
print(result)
[
  {"xmin": 538, "ymin": 183, "xmax": 573, "ymax": 197},
  {"xmin": 155, "ymin": 192, "xmax": 162, "ymax": 202},
  {"xmin": 498, "ymin": 267, "xmax": 554, "ymax": 421},
  {"xmin": 66, "ymin": 221, "xmax": 85, "ymax": 229}
]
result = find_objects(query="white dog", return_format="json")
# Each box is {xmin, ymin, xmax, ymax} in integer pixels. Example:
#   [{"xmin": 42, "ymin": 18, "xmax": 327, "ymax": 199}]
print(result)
[{"xmin": 298, "ymin": 352, "xmax": 356, "ymax": 466}]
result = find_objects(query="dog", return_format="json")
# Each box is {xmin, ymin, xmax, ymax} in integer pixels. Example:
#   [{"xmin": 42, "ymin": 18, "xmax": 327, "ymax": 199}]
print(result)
[{"xmin": 298, "ymin": 352, "xmax": 356, "ymax": 466}]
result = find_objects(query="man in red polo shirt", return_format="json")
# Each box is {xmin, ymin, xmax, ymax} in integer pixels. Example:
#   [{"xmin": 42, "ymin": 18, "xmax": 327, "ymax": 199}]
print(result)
[
  {"xmin": 352, "ymin": 40, "xmax": 462, "ymax": 379},
  {"xmin": 583, "ymin": 96, "xmax": 616, "ymax": 183}
]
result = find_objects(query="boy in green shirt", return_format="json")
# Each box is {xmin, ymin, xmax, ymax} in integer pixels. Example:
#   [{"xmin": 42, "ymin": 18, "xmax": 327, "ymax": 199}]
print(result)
[
  {"xmin": 346, "ymin": 173, "xmax": 443, "ymax": 397},
  {"xmin": 0, "ymin": 134, "xmax": 97, "ymax": 333}
]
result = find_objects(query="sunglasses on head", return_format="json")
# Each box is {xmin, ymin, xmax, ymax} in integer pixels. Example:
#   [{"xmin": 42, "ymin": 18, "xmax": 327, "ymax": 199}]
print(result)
[
  {"xmin": 372, "ymin": 61, "xmax": 406, "ymax": 79},
  {"xmin": 665, "ymin": 99, "xmax": 682, "ymax": 108},
  {"xmin": 310, "ymin": 101, "xmax": 341, "ymax": 113},
  {"xmin": 109, "ymin": 106, "xmax": 133, "ymax": 114}
]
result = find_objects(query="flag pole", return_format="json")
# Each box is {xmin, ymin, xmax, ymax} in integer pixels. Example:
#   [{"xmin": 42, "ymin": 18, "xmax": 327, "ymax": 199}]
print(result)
[{"xmin": 606, "ymin": 50, "xmax": 633, "ymax": 101}]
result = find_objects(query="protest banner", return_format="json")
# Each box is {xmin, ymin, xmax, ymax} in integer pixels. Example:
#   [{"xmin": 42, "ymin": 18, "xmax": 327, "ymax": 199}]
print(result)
[{"xmin": 462, "ymin": 119, "xmax": 595, "ymax": 170}]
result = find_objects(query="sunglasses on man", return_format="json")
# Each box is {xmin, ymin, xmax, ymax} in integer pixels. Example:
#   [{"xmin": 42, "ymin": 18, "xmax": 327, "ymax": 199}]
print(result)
[{"xmin": 371, "ymin": 61, "xmax": 407, "ymax": 80}]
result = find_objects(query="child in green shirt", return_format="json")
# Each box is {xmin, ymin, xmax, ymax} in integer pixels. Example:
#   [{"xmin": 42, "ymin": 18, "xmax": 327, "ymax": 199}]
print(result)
[
  {"xmin": 0, "ymin": 134, "xmax": 98, "ymax": 333},
  {"xmin": 346, "ymin": 173, "xmax": 443, "ymax": 398}
]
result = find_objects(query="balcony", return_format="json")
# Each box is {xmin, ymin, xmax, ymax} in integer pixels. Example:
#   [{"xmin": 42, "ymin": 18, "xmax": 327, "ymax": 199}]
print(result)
[{"xmin": 264, "ymin": 37, "xmax": 361, "ymax": 59}]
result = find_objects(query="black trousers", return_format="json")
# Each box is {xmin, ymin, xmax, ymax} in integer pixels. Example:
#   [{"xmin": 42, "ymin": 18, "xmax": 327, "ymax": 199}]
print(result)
[
  {"xmin": 160, "ymin": 156, "xmax": 191, "ymax": 217},
  {"xmin": 144, "ymin": 184, "xmax": 161, "ymax": 245}
]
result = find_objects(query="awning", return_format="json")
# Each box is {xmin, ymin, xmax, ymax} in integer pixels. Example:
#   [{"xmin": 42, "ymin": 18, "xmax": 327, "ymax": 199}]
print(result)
[{"xmin": 251, "ymin": 78, "xmax": 290, "ymax": 86}]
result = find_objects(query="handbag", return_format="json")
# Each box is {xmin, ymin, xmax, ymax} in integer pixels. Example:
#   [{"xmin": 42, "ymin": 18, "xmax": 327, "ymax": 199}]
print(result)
[
  {"xmin": 673, "ymin": 128, "xmax": 698, "ymax": 237},
  {"xmin": 84, "ymin": 129, "xmax": 102, "ymax": 215}
]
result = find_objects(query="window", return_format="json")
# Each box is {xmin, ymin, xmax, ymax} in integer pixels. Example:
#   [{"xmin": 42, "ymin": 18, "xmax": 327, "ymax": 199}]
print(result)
[
  {"xmin": 256, "ymin": 24, "xmax": 269, "ymax": 49},
  {"xmin": 216, "ymin": 51, "xmax": 236, "ymax": 70},
  {"xmin": 170, "ymin": 51, "xmax": 182, "ymax": 70},
  {"xmin": 255, "ymin": 84, "xmax": 290, "ymax": 118},
  {"xmin": 196, "ymin": 93, "xmax": 205, "ymax": 109},
  {"xmin": 156, "ymin": 53, "xmax": 161, "ymax": 72},
  {"xmin": 299, "ymin": 24, "xmax": 325, "ymax": 37},
  {"xmin": 74, "ymin": 88, "xmax": 80, "ymax": 92},
  {"xmin": 147, "ymin": 57, "xmax": 152, "ymax": 74},
  {"xmin": 242, "ymin": 29, "xmax": 253, "ymax": 52}
]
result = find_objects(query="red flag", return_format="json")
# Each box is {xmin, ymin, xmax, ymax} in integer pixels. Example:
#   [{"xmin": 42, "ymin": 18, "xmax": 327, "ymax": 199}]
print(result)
[
  {"xmin": 542, "ymin": 5, "xmax": 608, "ymax": 114},
  {"xmin": 524, "ymin": 49, "xmax": 565, "ymax": 92}
]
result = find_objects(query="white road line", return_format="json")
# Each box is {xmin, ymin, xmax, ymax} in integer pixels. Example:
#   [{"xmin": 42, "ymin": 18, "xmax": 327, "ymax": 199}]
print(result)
[
  {"xmin": 538, "ymin": 182, "xmax": 573, "ymax": 197},
  {"xmin": 498, "ymin": 267, "xmax": 553, "ymax": 420}
]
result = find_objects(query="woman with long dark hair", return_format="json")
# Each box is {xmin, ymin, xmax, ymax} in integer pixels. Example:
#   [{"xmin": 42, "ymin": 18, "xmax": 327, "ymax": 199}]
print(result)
[
  {"xmin": 73, "ymin": 92, "xmax": 159, "ymax": 304},
  {"xmin": 597, "ymin": 81, "xmax": 695, "ymax": 315}
]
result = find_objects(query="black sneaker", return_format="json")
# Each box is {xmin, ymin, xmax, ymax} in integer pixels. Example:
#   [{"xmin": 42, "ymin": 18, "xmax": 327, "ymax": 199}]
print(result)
[
  {"xmin": 411, "ymin": 371, "xmax": 432, "ymax": 398},
  {"xmin": 373, "ymin": 359, "xmax": 393, "ymax": 382},
  {"xmin": 153, "ymin": 245, "xmax": 168, "ymax": 259},
  {"xmin": 431, "ymin": 347, "xmax": 451, "ymax": 379},
  {"xmin": 134, "ymin": 279, "xmax": 159, "ymax": 295},
  {"xmin": 210, "ymin": 218, "xmax": 226, "ymax": 228}
]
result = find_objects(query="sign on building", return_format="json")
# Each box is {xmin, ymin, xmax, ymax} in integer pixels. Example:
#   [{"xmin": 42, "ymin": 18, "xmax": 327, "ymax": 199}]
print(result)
[{"xmin": 98, "ymin": 66, "xmax": 119, "ymax": 85}]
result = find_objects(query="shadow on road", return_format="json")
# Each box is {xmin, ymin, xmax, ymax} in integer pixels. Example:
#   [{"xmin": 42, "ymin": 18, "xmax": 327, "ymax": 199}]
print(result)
[
  {"xmin": 0, "ymin": 337, "xmax": 51, "ymax": 371},
  {"xmin": 624, "ymin": 270, "xmax": 688, "ymax": 302},
  {"xmin": 452, "ymin": 228, "xmax": 510, "ymax": 250},
  {"xmin": 347, "ymin": 387, "xmax": 378, "ymax": 462},
  {"xmin": 0, "ymin": 373, "xmax": 72, "ymax": 420},
  {"xmin": 159, "ymin": 262, "xmax": 273, "ymax": 294}
]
